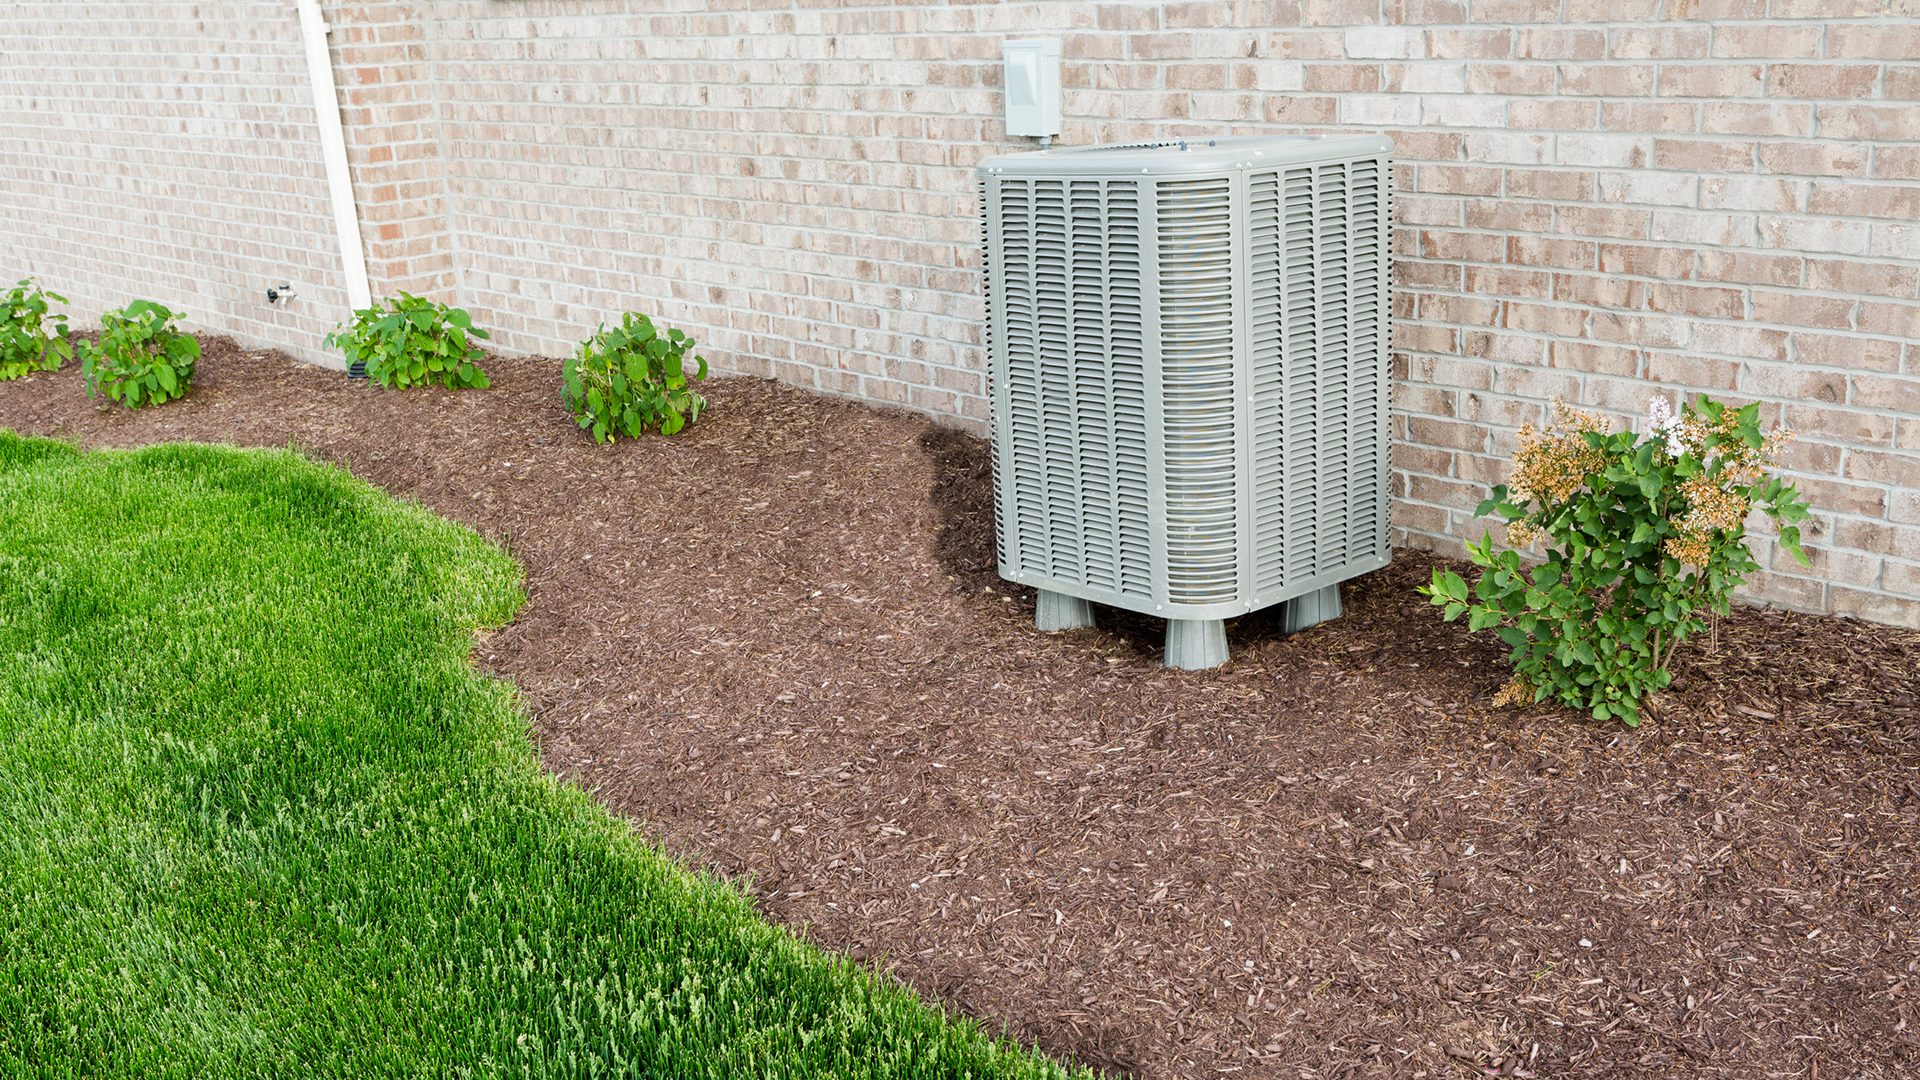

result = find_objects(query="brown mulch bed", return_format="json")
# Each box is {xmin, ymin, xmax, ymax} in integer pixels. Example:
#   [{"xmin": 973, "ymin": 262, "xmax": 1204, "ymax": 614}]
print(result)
[{"xmin": 5, "ymin": 339, "xmax": 1919, "ymax": 1079}]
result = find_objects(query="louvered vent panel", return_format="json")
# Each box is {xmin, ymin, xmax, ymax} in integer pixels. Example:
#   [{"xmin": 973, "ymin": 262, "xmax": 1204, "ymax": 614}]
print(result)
[
  {"xmin": 1313, "ymin": 162, "xmax": 1353, "ymax": 577},
  {"xmin": 1281, "ymin": 166, "xmax": 1321, "ymax": 583},
  {"xmin": 1030, "ymin": 180, "xmax": 1079, "ymax": 582},
  {"xmin": 982, "ymin": 178, "xmax": 1009, "ymax": 571},
  {"xmin": 997, "ymin": 180, "xmax": 1049, "ymax": 573},
  {"xmin": 1069, "ymin": 182, "xmax": 1117, "ymax": 590},
  {"xmin": 993, "ymin": 178, "xmax": 1152, "ymax": 602},
  {"xmin": 1103, "ymin": 183, "xmax": 1153, "ymax": 598},
  {"xmin": 1247, "ymin": 170, "xmax": 1286, "ymax": 593},
  {"xmin": 1155, "ymin": 177, "xmax": 1239, "ymax": 606},
  {"xmin": 1347, "ymin": 160, "xmax": 1389, "ymax": 562}
]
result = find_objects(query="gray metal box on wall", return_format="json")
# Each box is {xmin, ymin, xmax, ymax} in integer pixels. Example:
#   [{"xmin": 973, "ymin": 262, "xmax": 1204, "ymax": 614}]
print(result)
[{"xmin": 977, "ymin": 135, "xmax": 1395, "ymax": 668}]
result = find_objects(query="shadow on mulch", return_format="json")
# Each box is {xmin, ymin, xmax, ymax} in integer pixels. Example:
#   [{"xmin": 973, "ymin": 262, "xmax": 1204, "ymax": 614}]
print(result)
[{"xmin": 5, "ymin": 338, "xmax": 1919, "ymax": 1080}]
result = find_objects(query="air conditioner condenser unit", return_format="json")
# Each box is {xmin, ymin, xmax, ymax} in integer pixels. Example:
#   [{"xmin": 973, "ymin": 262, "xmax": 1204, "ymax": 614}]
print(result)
[{"xmin": 977, "ymin": 135, "xmax": 1394, "ymax": 669}]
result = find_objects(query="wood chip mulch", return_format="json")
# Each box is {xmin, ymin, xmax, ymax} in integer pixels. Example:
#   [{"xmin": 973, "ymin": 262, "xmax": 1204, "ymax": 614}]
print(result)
[{"xmin": 5, "ymin": 338, "xmax": 1918, "ymax": 1079}]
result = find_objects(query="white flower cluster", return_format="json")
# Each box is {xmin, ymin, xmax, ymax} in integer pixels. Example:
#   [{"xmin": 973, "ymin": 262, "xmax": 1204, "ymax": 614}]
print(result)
[{"xmin": 1645, "ymin": 396, "xmax": 1686, "ymax": 458}]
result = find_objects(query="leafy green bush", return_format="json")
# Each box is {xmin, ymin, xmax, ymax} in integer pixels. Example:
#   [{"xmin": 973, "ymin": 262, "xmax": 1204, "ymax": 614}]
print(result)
[
  {"xmin": 1423, "ymin": 396, "xmax": 1810, "ymax": 727},
  {"xmin": 563, "ymin": 312, "xmax": 708, "ymax": 441},
  {"xmin": 325, "ymin": 293, "xmax": 490, "ymax": 390},
  {"xmin": 0, "ymin": 277, "xmax": 73, "ymax": 381},
  {"xmin": 79, "ymin": 299, "xmax": 200, "ymax": 409}
]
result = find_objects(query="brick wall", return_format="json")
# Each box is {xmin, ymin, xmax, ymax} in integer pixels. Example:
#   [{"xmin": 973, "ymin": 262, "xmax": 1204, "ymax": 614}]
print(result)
[
  {"xmin": 0, "ymin": 3, "xmax": 346, "ymax": 364},
  {"xmin": 419, "ymin": 0, "xmax": 1920, "ymax": 626},
  {"xmin": 2, "ymin": 1, "xmax": 1916, "ymax": 626}
]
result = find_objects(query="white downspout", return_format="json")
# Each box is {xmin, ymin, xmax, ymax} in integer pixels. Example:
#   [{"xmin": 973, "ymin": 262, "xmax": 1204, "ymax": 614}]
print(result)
[{"xmin": 296, "ymin": 0, "xmax": 371, "ymax": 312}]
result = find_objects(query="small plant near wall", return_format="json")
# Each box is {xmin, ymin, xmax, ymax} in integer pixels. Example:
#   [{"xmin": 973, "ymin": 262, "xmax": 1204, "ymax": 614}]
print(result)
[
  {"xmin": 325, "ymin": 293, "xmax": 491, "ymax": 390},
  {"xmin": 0, "ymin": 277, "xmax": 73, "ymax": 381},
  {"xmin": 563, "ymin": 312, "xmax": 708, "ymax": 441},
  {"xmin": 79, "ymin": 300, "xmax": 199, "ymax": 408},
  {"xmin": 1422, "ymin": 396, "xmax": 1810, "ymax": 727}
]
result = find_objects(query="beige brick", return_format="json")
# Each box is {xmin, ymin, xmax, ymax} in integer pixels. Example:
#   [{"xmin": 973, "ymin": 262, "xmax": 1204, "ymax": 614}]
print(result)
[
  {"xmin": 1827, "ymin": 24, "xmax": 1920, "ymax": 60},
  {"xmin": 1711, "ymin": 24, "xmax": 1824, "ymax": 58},
  {"xmin": 1888, "ymin": 66, "xmax": 1920, "ymax": 101},
  {"xmin": 1740, "ymin": 363, "xmax": 1848, "ymax": 406},
  {"xmin": 1852, "ymin": 375, "xmax": 1920, "ymax": 413},
  {"xmin": 1882, "ymin": 564, "xmax": 1920, "ymax": 608},
  {"xmin": 1793, "ymin": 332, "xmax": 1903, "ymax": 373},
  {"xmin": 1610, "ymin": 26, "xmax": 1710, "ymax": 59},
  {"xmin": 1510, "ymin": 99, "xmax": 1600, "ymax": 130},
  {"xmin": 1506, "ymin": 168, "xmax": 1596, "ymax": 201},
  {"xmin": 1845, "ymin": 450, "xmax": 1920, "ymax": 489},
  {"xmin": 1809, "ymin": 182, "xmax": 1920, "ymax": 220},
  {"xmin": 1516, "ymin": 28, "xmax": 1605, "ymax": 60},
  {"xmin": 1692, "ymin": 324, "xmax": 1789, "ymax": 362},
  {"xmin": 1786, "ymin": 404, "xmax": 1897, "ymax": 446},
  {"xmin": 1345, "ymin": 26, "xmax": 1424, "ymax": 58},
  {"xmin": 1756, "ymin": 217, "xmax": 1869, "ymax": 256},
  {"xmin": 1697, "ymin": 250, "xmax": 1803, "ymax": 288},
  {"xmin": 1599, "ymin": 242, "xmax": 1695, "ymax": 278},
  {"xmin": 1465, "ymin": 62, "xmax": 1555, "ymax": 95},
  {"xmin": 1654, "ymin": 138, "xmax": 1756, "ymax": 173},
  {"xmin": 1560, "ymin": 63, "xmax": 1656, "ymax": 96},
  {"xmin": 1702, "ymin": 102, "xmax": 1812, "ymax": 137},
  {"xmin": 1752, "ymin": 290, "xmax": 1854, "ymax": 330},
  {"xmin": 1796, "ymin": 478, "xmax": 1890, "ymax": 519},
  {"xmin": 1657, "ymin": 64, "xmax": 1764, "ymax": 98},
  {"xmin": 1426, "ymin": 28, "xmax": 1512, "ymax": 59},
  {"xmin": 1511, "ymin": 235, "xmax": 1599, "ymax": 270},
  {"xmin": 1808, "ymin": 260, "xmax": 1920, "ymax": 299},
  {"xmin": 1551, "ymin": 338, "xmax": 1646, "ymax": 375},
  {"xmin": 1304, "ymin": 63, "xmax": 1384, "ymax": 92},
  {"xmin": 1857, "ymin": 303, "xmax": 1920, "ymax": 339},
  {"xmin": 1820, "ymin": 104, "xmax": 1920, "ymax": 141},
  {"xmin": 1768, "ymin": 64, "xmax": 1881, "ymax": 99},
  {"xmin": 1602, "ymin": 100, "xmax": 1698, "ymax": 133},
  {"xmin": 1758, "ymin": 141, "xmax": 1871, "ymax": 178}
]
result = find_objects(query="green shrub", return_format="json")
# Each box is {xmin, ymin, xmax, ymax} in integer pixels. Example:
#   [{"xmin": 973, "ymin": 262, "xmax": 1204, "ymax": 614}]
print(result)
[
  {"xmin": 563, "ymin": 312, "xmax": 708, "ymax": 441},
  {"xmin": 79, "ymin": 299, "xmax": 199, "ymax": 409},
  {"xmin": 0, "ymin": 277, "xmax": 73, "ymax": 381},
  {"xmin": 325, "ymin": 293, "xmax": 490, "ymax": 390},
  {"xmin": 1422, "ymin": 395, "xmax": 1810, "ymax": 727}
]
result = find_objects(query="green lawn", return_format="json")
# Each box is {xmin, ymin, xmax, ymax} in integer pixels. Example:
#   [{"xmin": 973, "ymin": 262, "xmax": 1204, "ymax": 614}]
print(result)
[{"xmin": 0, "ymin": 433, "xmax": 1089, "ymax": 1080}]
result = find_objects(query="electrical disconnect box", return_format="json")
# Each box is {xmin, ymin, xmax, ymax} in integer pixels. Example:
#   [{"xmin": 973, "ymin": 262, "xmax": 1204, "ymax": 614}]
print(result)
[{"xmin": 1001, "ymin": 39, "xmax": 1061, "ymax": 142}]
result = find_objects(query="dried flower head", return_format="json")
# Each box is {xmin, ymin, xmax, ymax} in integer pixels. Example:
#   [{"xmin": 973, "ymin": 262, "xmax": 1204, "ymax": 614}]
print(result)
[
  {"xmin": 1509, "ymin": 398, "xmax": 1610, "ymax": 506},
  {"xmin": 1492, "ymin": 675, "xmax": 1534, "ymax": 708},
  {"xmin": 1664, "ymin": 529, "xmax": 1712, "ymax": 566},
  {"xmin": 1679, "ymin": 474, "xmax": 1750, "ymax": 533}
]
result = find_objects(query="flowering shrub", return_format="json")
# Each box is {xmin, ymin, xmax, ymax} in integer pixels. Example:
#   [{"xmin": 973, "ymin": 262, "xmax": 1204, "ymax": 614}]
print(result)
[
  {"xmin": 0, "ymin": 278, "xmax": 71, "ymax": 381},
  {"xmin": 1423, "ymin": 396, "xmax": 1809, "ymax": 726},
  {"xmin": 79, "ymin": 300, "xmax": 200, "ymax": 408}
]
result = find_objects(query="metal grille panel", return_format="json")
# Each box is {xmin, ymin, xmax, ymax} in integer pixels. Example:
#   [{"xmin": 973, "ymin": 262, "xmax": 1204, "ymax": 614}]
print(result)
[
  {"xmin": 1156, "ymin": 177, "xmax": 1240, "ymax": 605},
  {"xmin": 991, "ymin": 177, "xmax": 1152, "ymax": 603}
]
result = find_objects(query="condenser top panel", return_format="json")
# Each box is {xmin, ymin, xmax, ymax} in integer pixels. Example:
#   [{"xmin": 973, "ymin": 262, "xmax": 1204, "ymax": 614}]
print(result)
[{"xmin": 978, "ymin": 134, "xmax": 1394, "ymax": 178}]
